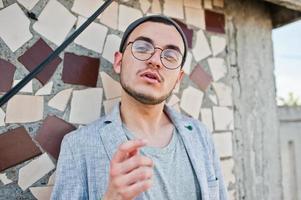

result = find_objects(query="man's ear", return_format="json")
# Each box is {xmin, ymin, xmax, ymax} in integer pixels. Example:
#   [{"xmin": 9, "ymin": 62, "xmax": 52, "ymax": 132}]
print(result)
[{"xmin": 113, "ymin": 51, "xmax": 123, "ymax": 74}]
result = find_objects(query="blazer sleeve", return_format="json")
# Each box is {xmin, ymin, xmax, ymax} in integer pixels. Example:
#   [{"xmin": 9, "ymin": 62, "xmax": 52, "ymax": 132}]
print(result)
[{"xmin": 50, "ymin": 135, "xmax": 88, "ymax": 200}]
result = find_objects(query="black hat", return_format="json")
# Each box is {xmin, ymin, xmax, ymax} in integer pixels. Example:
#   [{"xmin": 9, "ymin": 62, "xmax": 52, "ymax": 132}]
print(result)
[{"xmin": 119, "ymin": 15, "xmax": 188, "ymax": 67}]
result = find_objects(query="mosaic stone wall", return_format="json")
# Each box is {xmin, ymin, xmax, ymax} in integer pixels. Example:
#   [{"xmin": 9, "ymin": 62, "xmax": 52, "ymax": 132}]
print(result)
[{"xmin": 0, "ymin": 0, "xmax": 236, "ymax": 199}]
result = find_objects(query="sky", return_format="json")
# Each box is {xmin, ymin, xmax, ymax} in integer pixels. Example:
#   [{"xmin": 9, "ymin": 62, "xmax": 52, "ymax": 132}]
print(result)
[{"xmin": 272, "ymin": 19, "xmax": 301, "ymax": 104}]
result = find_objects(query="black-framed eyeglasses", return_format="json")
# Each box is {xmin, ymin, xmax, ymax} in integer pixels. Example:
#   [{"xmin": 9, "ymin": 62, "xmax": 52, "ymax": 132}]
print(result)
[{"xmin": 125, "ymin": 39, "xmax": 183, "ymax": 70}]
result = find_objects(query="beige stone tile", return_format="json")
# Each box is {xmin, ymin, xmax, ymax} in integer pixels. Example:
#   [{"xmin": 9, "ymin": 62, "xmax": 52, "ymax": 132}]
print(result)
[
  {"xmin": 0, "ymin": 3, "xmax": 32, "ymax": 51},
  {"xmin": 185, "ymin": 7, "xmax": 205, "ymax": 29},
  {"xmin": 35, "ymin": 81, "xmax": 53, "ymax": 96},
  {"xmin": 167, "ymin": 94, "xmax": 180, "ymax": 107},
  {"xmin": 69, "ymin": 88, "xmax": 103, "ymax": 124},
  {"xmin": 184, "ymin": 0, "xmax": 202, "ymax": 8},
  {"xmin": 180, "ymin": 86, "xmax": 204, "ymax": 119},
  {"xmin": 139, "ymin": 0, "xmax": 151, "ymax": 14},
  {"xmin": 48, "ymin": 88, "xmax": 73, "ymax": 112},
  {"xmin": 212, "ymin": 82, "xmax": 232, "ymax": 106},
  {"xmin": 151, "ymin": 0, "xmax": 161, "ymax": 14},
  {"xmin": 103, "ymin": 97, "xmax": 121, "ymax": 115},
  {"xmin": 0, "ymin": 0, "xmax": 3, "ymax": 8},
  {"xmin": 0, "ymin": 173, "xmax": 13, "ymax": 185},
  {"xmin": 212, "ymin": 106, "xmax": 234, "ymax": 131},
  {"xmin": 13, "ymin": 80, "xmax": 33, "ymax": 93},
  {"xmin": 102, "ymin": 34, "xmax": 121, "ymax": 63},
  {"xmin": 100, "ymin": 72, "xmax": 122, "ymax": 100},
  {"xmin": 204, "ymin": 0, "xmax": 213, "ymax": 9},
  {"xmin": 213, "ymin": 0, "xmax": 224, "ymax": 8},
  {"xmin": 18, "ymin": 153, "xmax": 55, "ymax": 191},
  {"xmin": 211, "ymin": 35, "xmax": 226, "ymax": 56},
  {"xmin": 75, "ymin": 16, "xmax": 108, "ymax": 54},
  {"xmin": 71, "ymin": 0, "xmax": 104, "ymax": 18},
  {"xmin": 99, "ymin": 1, "xmax": 118, "ymax": 30},
  {"xmin": 118, "ymin": 5, "xmax": 142, "ymax": 32},
  {"xmin": 212, "ymin": 132, "xmax": 233, "ymax": 158},
  {"xmin": 220, "ymin": 158, "xmax": 235, "ymax": 187},
  {"xmin": 200, "ymin": 108, "xmax": 213, "ymax": 132},
  {"xmin": 33, "ymin": 0, "xmax": 76, "ymax": 46},
  {"xmin": 192, "ymin": 30, "xmax": 211, "ymax": 61},
  {"xmin": 47, "ymin": 171, "xmax": 55, "ymax": 186},
  {"xmin": 30, "ymin": 186, "xmax": 53, "ymax": 200},
  {"xmin": 0, "ymin": 108, "xmax": 5, "ymax": 127},
  {"xmin": 17, "ymin": 0, "xmax": 39, "ymax": 10},
  {"xmin": 163, "ymin": 0, "xmax": 184, "ymax": 19},
  {"xmin": 208, "ymin": 58, "xmax": 227, "ymax": 81},
  {"xmin": 6, "ymin": 95, "xmax": 43, "ymax": 123},
  {"xmin": 182, "ymin": 52, "xmax": 193, "ymax": 75}
]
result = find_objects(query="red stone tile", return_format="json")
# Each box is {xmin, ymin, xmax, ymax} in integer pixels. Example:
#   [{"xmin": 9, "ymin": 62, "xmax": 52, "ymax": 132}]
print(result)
[
  {"xmin": 0, "ymin": 59, "xmax": 16, "ymax": 92},
  {"xmin": 205, "ymin": 10, "xmax": 225, "ymax": 34},
  {"xmin": 0, "ymin": 127, "xmax": 42, "ymax": 172},
  {"xmin": 62, "ymin": 53, "xmax": 100, "ymax": 87},
  {"xmin": 18, "ymin": 38, "xmax": 62, "ymax": 85},
  {"xmin": 35, "ymin": 115, "xmax": 76, "ymax": 160},
  {"xmin": 189, "ymin": 64, "xmax": 213, "ymax": 92},
  {"xmin": 173, "ymin": 19, "xmax": 194, "ymax": 48}
]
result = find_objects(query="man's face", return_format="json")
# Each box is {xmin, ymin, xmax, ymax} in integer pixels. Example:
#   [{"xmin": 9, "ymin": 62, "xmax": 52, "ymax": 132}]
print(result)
[{"xmin": 113, "ymin": 21, "xmax": 185, "ymax": 105}]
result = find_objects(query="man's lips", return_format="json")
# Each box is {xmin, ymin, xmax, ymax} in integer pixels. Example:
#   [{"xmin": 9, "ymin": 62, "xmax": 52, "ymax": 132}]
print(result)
[{"xmin": 140, "ymin": 71, "xmax": 162, "ymax": 83}]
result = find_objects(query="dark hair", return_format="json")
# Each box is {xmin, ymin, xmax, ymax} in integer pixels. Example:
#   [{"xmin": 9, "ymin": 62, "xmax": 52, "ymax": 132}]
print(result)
[{"xmin": 119, "ymin": 15, "xmax": 188, "ymax": 67}]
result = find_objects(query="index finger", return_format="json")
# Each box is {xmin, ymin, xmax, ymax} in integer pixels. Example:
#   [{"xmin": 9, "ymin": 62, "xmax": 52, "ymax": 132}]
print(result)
[{"xmin": 112, "ymin": 139, "xmax": 147, "ymax": 163}]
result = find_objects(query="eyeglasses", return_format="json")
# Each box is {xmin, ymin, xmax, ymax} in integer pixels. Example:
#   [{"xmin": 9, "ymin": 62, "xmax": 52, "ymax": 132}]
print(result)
[{"xmin": 125, "ymin": 40, "xmax": 183, "ymax": 70}]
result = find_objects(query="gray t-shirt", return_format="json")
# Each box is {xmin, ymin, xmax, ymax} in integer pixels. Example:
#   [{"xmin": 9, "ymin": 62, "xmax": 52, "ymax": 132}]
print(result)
[{"xmin": 122, "ymin": 124, "xmax": 201, "ymax": 200}]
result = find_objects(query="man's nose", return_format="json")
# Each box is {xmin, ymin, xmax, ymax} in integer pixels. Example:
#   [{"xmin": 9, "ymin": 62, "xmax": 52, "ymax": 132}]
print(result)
[{"xmin": 146, "ymin": 49, "xmax": 163, "ymax": 69}]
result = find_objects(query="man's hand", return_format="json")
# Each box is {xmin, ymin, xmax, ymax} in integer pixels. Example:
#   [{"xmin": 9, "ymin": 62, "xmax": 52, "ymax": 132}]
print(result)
[{"xmin": 103, "ymin": 139, "xmax": 154, "ymax": 200}]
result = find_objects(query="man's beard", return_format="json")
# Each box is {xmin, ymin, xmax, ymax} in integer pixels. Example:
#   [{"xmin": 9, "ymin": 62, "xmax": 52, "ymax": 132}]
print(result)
[{"xmin": 120, "ymin": 68, "xmax": 176, "ymax": 105}]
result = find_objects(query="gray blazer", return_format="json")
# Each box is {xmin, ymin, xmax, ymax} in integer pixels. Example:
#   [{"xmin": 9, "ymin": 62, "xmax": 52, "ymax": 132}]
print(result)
[{"xmin": 51, "ymin": 104, "xmax": 228, "ymax": 200}]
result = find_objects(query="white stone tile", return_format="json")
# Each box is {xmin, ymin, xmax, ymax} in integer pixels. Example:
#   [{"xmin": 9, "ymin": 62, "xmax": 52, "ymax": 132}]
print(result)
[
  {"xmin": 35, "ymin": 81, "xmax": 53, "ymax": 96},
  {"xmin": 18, "ymin": 153, "xmax": 55, "ymax": 191},
  {"xmin": 184, "ymin": 0, "xmax": 202, "ymax": 8},
  {"xmin": 182, "ymin": 52, "xmax": 193, "ymax": 75},
  {"xmin": 69, "ymin": 88, "xmax": 103, "ymax": 124},
  {"xmin": 102, "ymin": 34, "xmax": 121, "ymax": 63},
  {"xmin": 200, "ymin": 108, "xmax": 213, "ymax": 132},
  {"xmin": 209, "ymin": 94, "xmax": 218, "ymax": 105},
  {"xmin": 0, "ymin": 108, "xmax": 5, "ymax": 127},
  {"xmin": 180, "ymin": 86, "xmax": 204, "ymax": 119},
  {"xmin": 185, "ymin": 7, "xmax": 205, "ymax": 29},
  {"xmin": 167, "ymin": 94, "xmax": 180, "ymax": 106},
  {"xmin": 118, "ymin": 5, "xmax": 142, "ymax": 32},
  {"xmin": 13, "ymin": 80, "xmax": 33, "ymax": 93},
  {"xmin": 213, "ymin": 0, "xmax": 224, "ymax": 8},
  {"xmin": 212, "ymin": 106, "xmax": 234, "ymax": 131},
  {"xmin": 212, "ymin": 82, "xmax": 232, "ymax": 106},
  {"xmin": 220, "ymin": 159, "xmax": 235, "ymax": 187},
  {"xmin": 211, "ymin": 35, "xmax": 226, "ymax": 56},
  {"xmin": 47, "ymin": 171, "xmax": 55, "ymax": 186},
  {"xmin": 192, "ymin": 30, "xmax": 211, "ymax": 62},
  {"xmin": 0, "ymin": 173, "xmax": 13, "ymax": 185},
  {"xmin": 6, "ymin": 95, "xmax": 43, "ymax": 123},
  {"xmin": 100, "ymin": 72, "xmax": 121, "ymax": 100},
  {"xmin": 0, "ymin": 4, "xmax": 32, "ymax": 51},
  {"xmin": 71, "ymin": 0, "xmax": 104, "ymax": 18},
  {"xmin": 103, "ymin": 97, "xmax": 121, "ymax": 115},
  {"xmin": 17, "ymin": 0, "xmax": 39, "ymax": 10},
  {"xmin": 212, "ymin": 132, "xmax": 233, "ymax": 158},
  {"xmin": 33, "ymin": 0, "xmax": 76, "ymax": 46},
  {"xmin": 140, "ymin": 0, "xmax": 151, "ymax": 14},
  {"xmin": 0, "ymin": 0, "xmax": 3, "ymax": 8},
  {"xmin": 204, "ymin": 0, "xmax": 213, "ymax": 9},
  {"xmin": 151, "ymin": 0, "xmax": 161, "ymax": 14},
  {"xmin": 75, "ymin": 16, "xmax": 108, "ymax": 54},
  {"xmin": 30, "ymin": 186, "xmax": 53, "ymax": 200},
  {"xmin": 48, "ymin": 88, "xmax": 73, "ymax": 112},
  {"xmin": 163, "ymin": 0, "xmax": 184, "ymax": 19},
  {"xmin": 99, "ymin": 1, "xmax": 118, "ymax": 30},
  {"xmin": 208, "ymin": 58, "xmax": 227, "ymax": 81}
]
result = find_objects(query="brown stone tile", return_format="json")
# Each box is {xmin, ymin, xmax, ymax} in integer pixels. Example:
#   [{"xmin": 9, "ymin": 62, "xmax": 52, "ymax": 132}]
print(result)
[
  {"xmin": 205, "ymin": 10, "xmax": 225, "ymax": 34},
  {"xmin": 35, "ymin": 115, "xmax": 76, "ymax": 160},
  {"xmin": 18, "ymin": 38, "xmax": 62, "ymax": 85},
  {"xmin": 62, "ymin": 53, "xmax": 100, "ymax": 87},
  {"xmin": 0, "ymin": 127, "xmax": 42, "ymax": 172},
  {"xmin": 173, "ymin": 19, "xmax": 193, "ymax": 48},
  {"xmin": 0, "ymin": 58, "xmax": 16, "ymax": 92},
  {"xmin": 189, "ymin": 64, "xmax": 213, "ymax": 92}
]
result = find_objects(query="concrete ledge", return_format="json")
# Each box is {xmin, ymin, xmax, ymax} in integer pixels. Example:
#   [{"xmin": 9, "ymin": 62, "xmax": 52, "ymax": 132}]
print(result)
[
  {"xmin": 264, "ymin": 0, "xmax": 301, "ymax": 11},
  {"xmin": 278, "ymin": 106, "xmax": 301, "ymax": 121}
]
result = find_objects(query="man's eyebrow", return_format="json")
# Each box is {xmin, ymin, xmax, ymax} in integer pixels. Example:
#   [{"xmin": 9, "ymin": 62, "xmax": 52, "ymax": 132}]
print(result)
[{"xmin": 134, "ymin": 36, "xmax": 154, "ymax": 44}]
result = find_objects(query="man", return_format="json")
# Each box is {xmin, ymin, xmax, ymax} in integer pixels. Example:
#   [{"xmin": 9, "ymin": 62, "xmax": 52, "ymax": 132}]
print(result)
[{"xmin": 51, "ymin": 15, "xmax": 228, "ymax": 200}]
